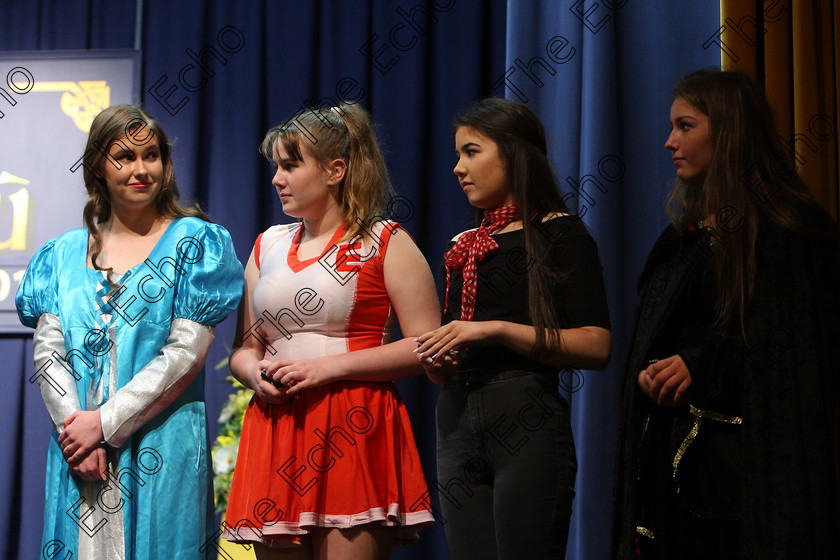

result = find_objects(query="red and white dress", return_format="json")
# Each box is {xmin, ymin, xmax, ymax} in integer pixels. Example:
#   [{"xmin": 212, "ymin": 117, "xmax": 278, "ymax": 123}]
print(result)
[{"xmin": 224, "ymin": 221, "xmax": 434, "ymax": 547}]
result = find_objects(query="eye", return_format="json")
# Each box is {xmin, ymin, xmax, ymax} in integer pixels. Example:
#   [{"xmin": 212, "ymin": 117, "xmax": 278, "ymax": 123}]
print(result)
[{"xmin": 113, "ymin": 151, "xmax": 133, "ymax": 162}]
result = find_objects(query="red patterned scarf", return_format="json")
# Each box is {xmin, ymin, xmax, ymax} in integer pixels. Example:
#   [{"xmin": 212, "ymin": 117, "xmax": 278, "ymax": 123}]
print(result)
[{"xmin": 444, "ymin": 204, "xmax": 521, "ymax": 320}]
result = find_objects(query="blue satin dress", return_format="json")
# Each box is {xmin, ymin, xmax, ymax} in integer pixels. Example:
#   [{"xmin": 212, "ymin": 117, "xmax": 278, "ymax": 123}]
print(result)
[{"xmin": 16, "ymin": 217, "xmax": 243, "ymax": 559}]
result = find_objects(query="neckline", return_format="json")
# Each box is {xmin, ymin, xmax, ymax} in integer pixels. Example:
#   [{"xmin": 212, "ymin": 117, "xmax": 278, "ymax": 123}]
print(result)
[
  {"xmin": 450, "ymin": 214, "xmax": 576, "ymax": 245},
  {"xmin": 85, "ymin": 217, "xmax": 179, "ymax": 275},
  {"xmin": 491, "ymin": 214, "xmax": 574, "ymax": 236},
  {"xmin": 287, "ymin": 221, "xmax": 348, "ymax": 272}
]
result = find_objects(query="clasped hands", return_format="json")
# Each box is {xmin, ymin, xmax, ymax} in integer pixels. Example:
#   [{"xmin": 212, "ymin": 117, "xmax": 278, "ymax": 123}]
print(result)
[
  {"xmin": 253, "ymin": 356, "xmax": 334, "ymax": 404},
  {"xmin": 59, "ymin": 409, "xmax": 107, "ymax": 481},
  {"xmin": 415, "ymin": 320, "xmax": 496, "ymax": 385},
  {"xmin": 638, "ymin": 354, "xmax": 692, "ymax": 406}
]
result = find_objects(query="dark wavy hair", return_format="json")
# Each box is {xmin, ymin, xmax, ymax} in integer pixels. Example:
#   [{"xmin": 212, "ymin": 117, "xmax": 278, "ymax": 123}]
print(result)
[
  {"xmin": 454, "ymin": 97, "xmax": 572, "ymax": 357},
  {"xmin": 82, "ymin": 105, "xmax": 208, "ymax": 283},
  {"xmin": 667, "ymin": 69, "xmax": 839, "ymax": 330}
]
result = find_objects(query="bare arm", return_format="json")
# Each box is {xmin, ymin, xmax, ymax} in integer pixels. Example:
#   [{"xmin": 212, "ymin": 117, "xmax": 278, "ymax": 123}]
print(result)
[
  {"xmin": 229, "ymin": 247, "xmax": 289, "ymax": 404},
  {"xmin": 494, "ymin": 322, "xmax": 610, "ymax": 369},
  {"xmin": 416, "ymin": 320, "xmax": 610, "ymax": 370}
]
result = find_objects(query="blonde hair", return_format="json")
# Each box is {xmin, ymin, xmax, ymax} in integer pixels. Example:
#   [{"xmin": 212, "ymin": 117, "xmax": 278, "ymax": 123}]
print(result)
[{"xmin": 260, "ymin": 103, "xmax": 392, "ymax": 241}]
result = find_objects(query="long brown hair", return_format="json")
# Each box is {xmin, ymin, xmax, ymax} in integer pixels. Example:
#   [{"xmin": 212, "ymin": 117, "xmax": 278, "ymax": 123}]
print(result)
[
  {"xmin": 260, "ymin": 103, "xmax": 392, "ymax": 242},
  {"xmin": 82, "ymin": 105, "xmax": 208, "ymax": 284},
  {"xmin": 667, "ymin": 69, "xmax": 839, "ymax": 330},
  {"xmin": 454, "ymin": 98, "xmax": 572, "ymax": 357}
]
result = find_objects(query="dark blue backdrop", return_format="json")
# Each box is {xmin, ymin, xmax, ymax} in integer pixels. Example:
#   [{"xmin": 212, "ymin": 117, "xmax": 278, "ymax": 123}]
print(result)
[{"xmin": 0, "ymin": 1, "xmax": 719, "ymax": 559}]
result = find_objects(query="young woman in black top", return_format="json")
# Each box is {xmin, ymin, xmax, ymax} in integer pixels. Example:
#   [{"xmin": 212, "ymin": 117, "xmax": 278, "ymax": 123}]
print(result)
[{"xmin": 416, "ymin": 98, "xmax": 611, "ymax": 560}]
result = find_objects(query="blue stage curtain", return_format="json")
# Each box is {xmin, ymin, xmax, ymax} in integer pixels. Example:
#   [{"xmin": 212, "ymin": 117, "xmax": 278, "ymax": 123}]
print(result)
[{"xmin": 0, "ymin": 1, "xmax": 724, "ymax": 559}]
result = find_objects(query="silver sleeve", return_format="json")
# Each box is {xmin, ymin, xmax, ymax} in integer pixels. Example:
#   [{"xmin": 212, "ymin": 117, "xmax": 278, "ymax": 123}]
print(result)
[
  {"xmin": 32, "ymin": 313, "xmax": 82, "ymax": 432},
  {"xmin": 99, "ymin": 318, "xmax": 215, "ymax": 448}
]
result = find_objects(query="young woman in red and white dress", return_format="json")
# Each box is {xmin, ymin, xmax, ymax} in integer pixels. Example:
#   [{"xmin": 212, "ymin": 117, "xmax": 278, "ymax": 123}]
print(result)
[{"xmin": 223, "ymin": 103, "xmax": 440, "ymax": 560}]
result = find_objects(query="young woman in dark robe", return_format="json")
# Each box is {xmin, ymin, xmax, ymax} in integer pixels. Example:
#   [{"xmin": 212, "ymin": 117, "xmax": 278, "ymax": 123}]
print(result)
[{"xmin": 611, "ymin": 69, "xmax": 840, "ymax": 560}]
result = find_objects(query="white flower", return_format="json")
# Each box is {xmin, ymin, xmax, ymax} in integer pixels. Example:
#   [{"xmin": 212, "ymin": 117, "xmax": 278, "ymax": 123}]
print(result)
[{"xmin": 212, "ymin": 443, "xmax": 238, "ymax": 476}]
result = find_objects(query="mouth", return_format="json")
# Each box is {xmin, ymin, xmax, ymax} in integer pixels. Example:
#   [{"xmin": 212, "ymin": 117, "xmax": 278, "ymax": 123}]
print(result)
[{"xmin": 129, "ymin": 183, "xmax": 152, "ymax": 190}]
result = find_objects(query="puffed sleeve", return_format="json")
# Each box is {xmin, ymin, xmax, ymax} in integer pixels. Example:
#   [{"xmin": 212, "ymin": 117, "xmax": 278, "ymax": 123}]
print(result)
[
  {"xmin": 172, "ymin": 223, "xmax": 243, "ymax": 325},
  {"xmin": 15, "ymin": 239, "xmax": 59, "ymax": 328}
]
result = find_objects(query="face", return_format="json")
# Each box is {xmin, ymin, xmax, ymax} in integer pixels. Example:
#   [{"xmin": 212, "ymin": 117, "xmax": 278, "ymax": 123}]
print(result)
[
  {"xmin": 271, "ymin": 141, "xmax": 341, "ymax": 219},
  {"xmin": 453, "ymin": 126, "xmax": 513, "ymax": 209},
  {"xmin": 102, "ymin": 134, "xmax": 164, "ymax": 212},
  {"xmin": 665, "ymin": 97, "xmax": 714, "ymax": 184}
]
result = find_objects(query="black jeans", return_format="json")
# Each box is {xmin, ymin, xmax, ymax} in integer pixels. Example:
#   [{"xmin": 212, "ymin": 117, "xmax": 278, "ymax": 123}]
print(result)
[{"xmin": 435, "ymin": 369, "xmax": 577, "ymax": 560}]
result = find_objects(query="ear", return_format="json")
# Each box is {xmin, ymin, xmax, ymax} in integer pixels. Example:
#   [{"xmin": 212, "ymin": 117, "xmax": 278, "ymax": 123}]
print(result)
[{"xmin": 325, "ymin": 158, "xmax": 347, "ymax": 186}]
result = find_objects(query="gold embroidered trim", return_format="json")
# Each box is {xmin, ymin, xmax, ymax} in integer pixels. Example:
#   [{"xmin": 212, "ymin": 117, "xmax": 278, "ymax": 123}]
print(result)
[
  {"xmin": 636, "ymin": 526, "xmax": 655, "ymax": 539},
  {"xmin": 672, "ymin": 416, "xmax": 702, "ymax": 476},
  {"xmin": 689, "ymin": 404, "xmax": 742, "ymax": 425},
  {"xmin": 673, "ymin": 405, "xmax": 743, "ymax": 484}
]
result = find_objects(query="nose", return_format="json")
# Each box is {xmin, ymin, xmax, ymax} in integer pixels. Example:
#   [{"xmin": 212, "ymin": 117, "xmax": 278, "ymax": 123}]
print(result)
[
  {"xmin": 664, "ymin": 129, "xmax": 677, "ymax": 152},
  {"xmin": 132, "ymin": 157, "xmax": 149, "ymax": 178},
  {"xmin": 453, "ymin": 156, "xmax": 465, "ymax": 178},
  {"xmin": 272, "ymin": 166, "xmax": 286, "ymax": 188}
]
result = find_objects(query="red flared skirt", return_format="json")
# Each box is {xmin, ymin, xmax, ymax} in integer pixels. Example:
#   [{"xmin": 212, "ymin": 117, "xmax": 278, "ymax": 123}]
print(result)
[{"xmin": 223, "ymin": 380, "xmax": 434, "ymax": 547}]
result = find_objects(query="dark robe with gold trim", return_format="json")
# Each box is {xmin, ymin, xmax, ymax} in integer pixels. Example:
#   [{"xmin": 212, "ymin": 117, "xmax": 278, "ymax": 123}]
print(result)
[{"xmin": 611, "ymin": 222, "xmax": 840, "ymax": 559}]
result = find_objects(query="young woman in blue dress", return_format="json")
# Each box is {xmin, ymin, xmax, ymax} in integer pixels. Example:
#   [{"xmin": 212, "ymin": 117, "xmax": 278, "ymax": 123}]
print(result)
[{"xmin": 16, "ymin": 105, "xmax": 242, "ymax": 559}]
